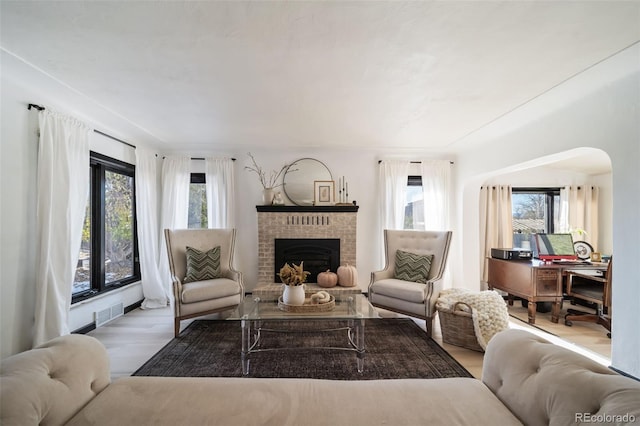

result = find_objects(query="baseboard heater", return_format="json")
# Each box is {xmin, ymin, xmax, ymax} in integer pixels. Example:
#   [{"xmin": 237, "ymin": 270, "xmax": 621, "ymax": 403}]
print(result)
[{"xmin": 95, "ymin": 302, "xmax": 124, "ymax": 327}]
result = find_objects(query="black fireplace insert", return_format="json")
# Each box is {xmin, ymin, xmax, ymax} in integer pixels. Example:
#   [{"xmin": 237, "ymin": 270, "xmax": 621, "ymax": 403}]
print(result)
[{"xmin": 274, "ymin": 238, "xmax": 340, "ymax": 283}]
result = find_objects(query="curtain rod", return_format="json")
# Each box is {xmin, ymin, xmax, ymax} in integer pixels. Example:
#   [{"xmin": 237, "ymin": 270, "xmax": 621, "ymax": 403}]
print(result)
[
  {"xmin": 28, "ymin": 103, "xmax": 136, "ymax": 149},
  {"xmin": 162, "ymin": 156, "xmax": 236, "ymax": 161},
  {"xmin": 378, "ymin": 160, "xmax": 454, "ymax": 165}
]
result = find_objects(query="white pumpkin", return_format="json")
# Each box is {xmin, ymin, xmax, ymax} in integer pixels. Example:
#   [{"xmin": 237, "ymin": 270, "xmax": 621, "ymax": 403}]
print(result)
[{"xmin": 337, "ymin": 264, "xmax": 358, "ymax": 287}]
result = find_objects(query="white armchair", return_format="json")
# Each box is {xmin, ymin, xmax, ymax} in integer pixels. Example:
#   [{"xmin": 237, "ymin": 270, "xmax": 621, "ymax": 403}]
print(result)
[
  {"xmin": 368, "ymin": 229, "xmax": 452, "ymax": 337},
  {"xmin": 164, "ymin": 228, "xmax": 244, "ymax": 336}
]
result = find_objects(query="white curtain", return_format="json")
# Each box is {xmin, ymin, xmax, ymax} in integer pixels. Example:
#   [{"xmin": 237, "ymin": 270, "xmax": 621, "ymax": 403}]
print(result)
[
  {"xmin": 205, "ymin": 157, "xmax": 236, "ymax": 228},
  {"xmin": 559, "ymin": 185, "xmax": 599, "ymax": 250},
  {"xmin": 479, "ymin": 185, "xmax": 513, "ymax": 287},
  {"xmin": 33, "ymin": 109, "xmax": 91, "ymax": 346},
  {"xmin": 420, "ymin": 160, "xmax": 451, "ymax": 231},
  {"xmin": 379, "ymin": 160, "xmax": 410, "ymax": 230},
  {"xmin": 159, "ymin": 156, "xmax": 191, "ymax": 286},
  {"xmin": 135, "ymin": 148, "xmax": 169, "ymax": 309}
]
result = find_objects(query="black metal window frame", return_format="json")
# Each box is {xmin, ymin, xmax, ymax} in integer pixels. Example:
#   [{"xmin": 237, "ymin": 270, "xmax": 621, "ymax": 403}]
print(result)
[
  {"xmin": 191, "ymin": 172, "xmax": 205, "ymax": 184},
  {"xmin": 408, "ymin": 175, "xmax": 422, "ymax": 186},
  {"xmin": 512, "ymin": 187, "xmax": 561, "ymax": 233},
  {"xmin": 72, "ymin": 151, "xmax": 140, "ymax": 304}
]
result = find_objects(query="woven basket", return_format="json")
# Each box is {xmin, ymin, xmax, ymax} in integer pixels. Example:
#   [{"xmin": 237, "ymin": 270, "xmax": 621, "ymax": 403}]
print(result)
[{"xmin": 437, "ymin": 302, "xmax": 484, "ymax": 352}]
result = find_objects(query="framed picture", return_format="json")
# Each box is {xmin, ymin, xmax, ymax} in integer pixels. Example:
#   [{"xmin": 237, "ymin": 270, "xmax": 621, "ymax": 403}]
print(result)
[{"xmin": 314, "ymin": 180, "xmax": 335, "ymax": 206}]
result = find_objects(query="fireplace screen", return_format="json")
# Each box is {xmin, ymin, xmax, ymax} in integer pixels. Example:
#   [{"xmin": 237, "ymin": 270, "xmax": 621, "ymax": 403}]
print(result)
[{"xmin": 274, "ymin": 238, "xmax": 340, "ymax": 284}]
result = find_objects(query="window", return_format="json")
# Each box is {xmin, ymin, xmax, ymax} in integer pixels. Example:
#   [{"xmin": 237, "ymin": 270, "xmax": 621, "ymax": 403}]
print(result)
[
  {"xmin": 73, "ymin": 152, "xmax": 140, "ymax": 303},
  {"xmin": 511, "ymin": 188, "xmax": 560, "ymax": 248},
  {"xmin": 404, "ymin": 175, "xmax": 423, "ymax": 229},
  {"xmin": 188, "ymin": 173, "xmax": 207, "ymax": 228}
]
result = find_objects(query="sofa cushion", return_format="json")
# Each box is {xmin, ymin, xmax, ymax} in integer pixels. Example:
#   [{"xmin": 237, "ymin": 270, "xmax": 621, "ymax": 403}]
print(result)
[
  {"xmin": 183, "ymin": 245, "xmax": 221, "ymax": 283},
  {"xmin": 394, "ymin": 250, "xmax": 433, "ymax": 283},
  {"xmin": 66, "ymin": 376, "xmax": 522, "ymax": 426}
]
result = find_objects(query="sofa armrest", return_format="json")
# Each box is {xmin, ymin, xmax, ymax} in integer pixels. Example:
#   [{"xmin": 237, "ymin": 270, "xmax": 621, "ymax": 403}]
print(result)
[
  {"xmin": 482, "ymin": 329, "xmax": 640, "ymax": 426},
  {"xmin": 0, "ymin": 334, "xmax": 110, "ymax": 426}
]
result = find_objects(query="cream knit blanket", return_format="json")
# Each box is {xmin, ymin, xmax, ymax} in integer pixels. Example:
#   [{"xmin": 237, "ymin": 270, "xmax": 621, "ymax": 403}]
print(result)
[{"xmin": 436, "ymin": 288, "xmax": 510, "ymax": 350}]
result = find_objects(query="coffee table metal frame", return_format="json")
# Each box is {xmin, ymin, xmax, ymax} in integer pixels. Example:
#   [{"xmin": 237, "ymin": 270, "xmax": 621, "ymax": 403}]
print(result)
[{"xmin": 228, "ymin": 294, "xmax": 379, "ymax": 376}]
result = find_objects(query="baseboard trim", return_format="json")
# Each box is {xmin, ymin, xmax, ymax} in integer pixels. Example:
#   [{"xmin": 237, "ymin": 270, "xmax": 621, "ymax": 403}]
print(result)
[
  {"xmin": 72, "ymin": 299, "xmax": 144, "ymax": 335},
  {"xmin": 609, "ymin": 366, "xmax": 640, "ymax": 382}
]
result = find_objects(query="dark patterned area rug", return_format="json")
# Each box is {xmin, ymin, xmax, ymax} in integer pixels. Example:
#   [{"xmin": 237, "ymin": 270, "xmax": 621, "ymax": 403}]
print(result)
[{"xmin": 133, "ymin": 318, "xmax": 472, "ymax": 380}]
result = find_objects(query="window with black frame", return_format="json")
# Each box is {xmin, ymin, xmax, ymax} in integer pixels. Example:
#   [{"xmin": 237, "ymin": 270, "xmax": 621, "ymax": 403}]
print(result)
[
  {"xmin": 72, "ymin": 152, "xmax": 140, "ymax": 303},
  {"xmin": 188, "ymin": 173, "xmax": 208, "ymax": 228},
  {"xmin": 404, "ymin": 175, "xmax": 424, "ymax": 229},
  {"xmin": 511, "ymin": 187, "xmax": 561, "ymax": 249}
]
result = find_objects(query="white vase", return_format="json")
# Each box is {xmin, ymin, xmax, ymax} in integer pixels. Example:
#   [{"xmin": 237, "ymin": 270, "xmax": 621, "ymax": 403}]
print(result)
[
  {"xmin": 282, "ymin": 284, "xmax": 305, "ymax": 306},
  {"xmin": 262, "ymin": 188, "xmax": 275, "ymax": 205}
]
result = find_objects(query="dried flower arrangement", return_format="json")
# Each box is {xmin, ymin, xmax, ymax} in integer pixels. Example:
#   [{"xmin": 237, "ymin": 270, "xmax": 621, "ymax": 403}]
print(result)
[
  {"xmin": 278, "ymin": 262, "xmax": 310, "ymax": 286},
  {"xmin": 244, "ymin": 152, "xmax": 289, "ymax": 189}
]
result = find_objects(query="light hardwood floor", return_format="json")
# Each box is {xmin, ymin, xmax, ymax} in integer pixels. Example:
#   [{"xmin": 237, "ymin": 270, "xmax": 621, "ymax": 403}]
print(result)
[{"xmin": 88, "ymin": 300, "xmax": 611, "ymax": 380}]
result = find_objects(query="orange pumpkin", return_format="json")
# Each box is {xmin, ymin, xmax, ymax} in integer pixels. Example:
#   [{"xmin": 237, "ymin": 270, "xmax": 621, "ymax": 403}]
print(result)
[
  {"xmin": 317, "ymin": 270, "xmax": 338, "ymax": 288},
  {"xmin": 337, "ymin": 264, "xmax": 358, "ymax": 287}
]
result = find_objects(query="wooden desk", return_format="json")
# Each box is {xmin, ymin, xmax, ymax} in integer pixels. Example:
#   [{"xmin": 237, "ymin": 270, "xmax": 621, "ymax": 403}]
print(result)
[{"xmin": 487, "ymin": 258, "xmax": 607, "ymax": 324}]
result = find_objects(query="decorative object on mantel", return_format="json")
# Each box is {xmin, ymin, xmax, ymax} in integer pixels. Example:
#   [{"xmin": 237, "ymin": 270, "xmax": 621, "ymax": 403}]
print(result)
[
  {"xmin": 336, "ymin": 176, "xmax": 352, "ymax": 205},
  {"xmin": 283, "ymin": 158, "xmax": 332, "ymax": 206},
  {"xmin": 278, "ymin": 262, "xmax": 311, "ymax": 305},
  {"xmin": 337, "ymin": 264, "xmax": 358, "ymax": 287},
  {"xmin": 314, "ymin": 180, "xmax": 335, "ymax": 206},
  {"xmin": 272, "ymin": 191, "xmax": 285, "ymax": 205},
  {"xmin": 245, "ymin": 153, "xmax": 292, "ymax": 205}
]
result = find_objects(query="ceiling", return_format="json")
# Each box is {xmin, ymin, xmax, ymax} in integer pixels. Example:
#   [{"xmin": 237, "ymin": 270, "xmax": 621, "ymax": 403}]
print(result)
[{"xmin": 1, "ymin": 1, "xmax": 639, "ymax": 158}]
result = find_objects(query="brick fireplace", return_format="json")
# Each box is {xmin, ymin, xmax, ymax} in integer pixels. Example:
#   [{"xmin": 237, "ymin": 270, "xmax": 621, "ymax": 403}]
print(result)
[{"xmin": 256, "ymin": 205, "xmax": 358, "ymax": 287}]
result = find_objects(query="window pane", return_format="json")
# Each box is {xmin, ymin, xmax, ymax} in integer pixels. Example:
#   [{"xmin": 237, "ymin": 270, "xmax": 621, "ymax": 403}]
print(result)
[
  {"xmin": 73, "ymin": 203, "xmax": 91, "ymax": 295},
  {"xmin": 404, "ymin": 185, "xmax": 424, "ymax": 230},
  {"xmin": 512, "ymin": 193, "xmax": 547, "ymax": 248},
  {"xmin": 104, "ymin": 170, "xmax": 134, "ymax": 285},
  {"xmin": 188, "ymin": 183, "xmax": 208, "ymax": 228},
  {"xmin": 552, "ymin": 194, "xmax": 560, "ymax": 231}
]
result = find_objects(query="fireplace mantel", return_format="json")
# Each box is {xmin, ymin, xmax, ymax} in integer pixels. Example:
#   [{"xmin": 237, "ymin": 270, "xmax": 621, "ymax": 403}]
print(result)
[
  {"xmin": 256, "ymin": 205, "xmax": 358, "ymax": 288},
  {"xmin": 256, "ymin": 205, "xmax": 359, "ymax": 213}
]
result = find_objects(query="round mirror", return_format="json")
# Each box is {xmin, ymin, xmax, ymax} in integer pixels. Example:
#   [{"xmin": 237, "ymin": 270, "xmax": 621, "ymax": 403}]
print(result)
[{"xmin": 283, "ymin": 158, "xmax": 332, "ymax": 206}]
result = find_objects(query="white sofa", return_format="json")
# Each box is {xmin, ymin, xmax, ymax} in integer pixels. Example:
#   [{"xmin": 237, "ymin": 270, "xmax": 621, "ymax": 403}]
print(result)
[{"xmin": 1, "ymin": 329, "xmax": 639, "ymax": 426}]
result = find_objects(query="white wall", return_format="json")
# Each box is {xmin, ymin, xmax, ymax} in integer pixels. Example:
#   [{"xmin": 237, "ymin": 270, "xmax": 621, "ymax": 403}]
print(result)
[
  {"xmin": 2, "ymin": 42, "xmax": 637, "ymax": 378},
  {"xmin": 1, "ymin": 75, "xmax": 39, "ymax": 357},
  {"xmin": 452, "ymin": 44, "xmax": 639, "ymax": 377}
]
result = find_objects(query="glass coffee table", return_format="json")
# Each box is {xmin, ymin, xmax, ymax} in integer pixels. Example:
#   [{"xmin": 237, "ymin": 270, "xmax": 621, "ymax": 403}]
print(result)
[{"xmin": 227, "ymin": 294, "xmax": 379, "ymax": 376}]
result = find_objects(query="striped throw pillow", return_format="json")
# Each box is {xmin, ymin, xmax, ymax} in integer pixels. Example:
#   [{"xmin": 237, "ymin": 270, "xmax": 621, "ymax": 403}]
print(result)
[
  {"xmin": 183, "ymin": 246, "xmax": 221, "ymax": 283},
  {"xmin": 394, "ymin": 250, "xmax": 433, "ymax": 284}
]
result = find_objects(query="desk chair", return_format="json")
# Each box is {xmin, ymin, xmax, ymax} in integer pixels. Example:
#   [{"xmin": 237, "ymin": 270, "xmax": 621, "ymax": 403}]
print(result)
[{"xmin": 564, "ymin": 260, "xmax": 612, "ymax": 338}]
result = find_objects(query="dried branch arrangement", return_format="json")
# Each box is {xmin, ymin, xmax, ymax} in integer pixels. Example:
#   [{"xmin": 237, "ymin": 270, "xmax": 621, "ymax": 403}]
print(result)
[{"xmin": 244, "ymin": 152, "xmax": 289, "ymax": 189}]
